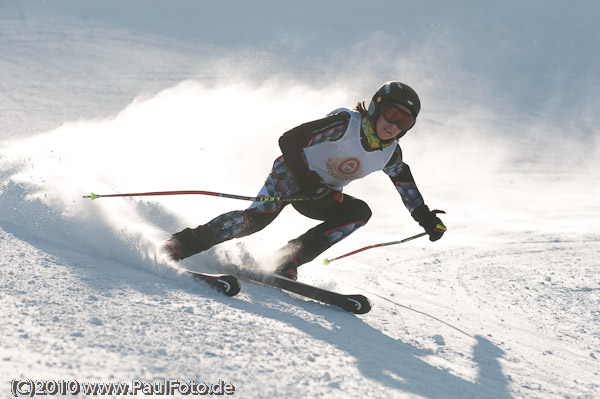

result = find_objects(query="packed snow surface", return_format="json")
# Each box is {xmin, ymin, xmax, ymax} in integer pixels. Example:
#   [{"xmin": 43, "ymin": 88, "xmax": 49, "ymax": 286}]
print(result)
[{"xmin": 1, "ymin": 1, "xmax": 599, "ymax": 398}]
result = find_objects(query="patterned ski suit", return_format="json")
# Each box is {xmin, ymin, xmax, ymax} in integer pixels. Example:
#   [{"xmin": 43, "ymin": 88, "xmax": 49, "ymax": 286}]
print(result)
[{"xmin": 190, "ymin": 108, "xmax": 426, "ymax": 267}]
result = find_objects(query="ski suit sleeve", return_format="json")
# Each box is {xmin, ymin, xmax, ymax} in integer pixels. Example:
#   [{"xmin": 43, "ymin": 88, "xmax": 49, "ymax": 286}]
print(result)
[
  {"xmin": 383, "ymin": 145, "xmax": 426, "ymax": 213},
  {"xmin": 278, "ymin": 112, "xmax": 351, "ymax": 189}
]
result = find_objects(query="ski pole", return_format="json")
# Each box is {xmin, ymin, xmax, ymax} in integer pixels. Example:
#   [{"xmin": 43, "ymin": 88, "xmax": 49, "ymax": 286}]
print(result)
[
  {"xmin": 322, "ymin": 232, "xmax": 428, "ymax": 265},
  {"xmin": 83, "ymin": 190, "xmax": 309, "ymax": 202},
  {"xmin": 323, "ymin": 209, "xmax": 446, "ymax": 265}
]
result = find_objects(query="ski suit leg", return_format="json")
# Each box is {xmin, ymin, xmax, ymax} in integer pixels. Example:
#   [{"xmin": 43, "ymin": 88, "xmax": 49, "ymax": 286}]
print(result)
[
  {"xmin": 274, "ymin": 195, "xmax": 372, "ymax": 267},
  {"xmin": 167, "ymin": 157, "xmax": 299, "ymax": 259}
]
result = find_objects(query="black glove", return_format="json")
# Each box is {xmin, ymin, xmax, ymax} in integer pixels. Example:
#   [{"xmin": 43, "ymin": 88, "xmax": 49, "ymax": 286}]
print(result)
[
  {"xmin": 411, "ymin": 205, "xmax": 446, "ymax": 241},
  {"xmin": 300, "ymin": 183, "xmax": 343, "ymax": 209}
]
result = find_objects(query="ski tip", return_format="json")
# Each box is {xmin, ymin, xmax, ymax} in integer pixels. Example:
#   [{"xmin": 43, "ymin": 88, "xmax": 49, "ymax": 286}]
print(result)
[
  {"xmin": 347, "ymin": 295, "xmax": 372, "ymax": 314},
  {"xmin": 221, "ymin": 276, "xmax": 241, "ymax": 297},
  {"xmin": 86, "ymin": 192, "xmax": 100, "ymax": 201},
  {"xmin": 322, "ymin": 258, "xmax": 330, "ymax": 266}
]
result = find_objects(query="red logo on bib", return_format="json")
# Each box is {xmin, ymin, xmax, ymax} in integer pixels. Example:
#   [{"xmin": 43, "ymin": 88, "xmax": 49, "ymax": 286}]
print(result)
[
  {"xmin": 338, "ymin": 158, "xmax": 360, "ymax": 175},
  {"xmin": 326, "ymin": 157, "xmax": 363, "ymax": 181}
]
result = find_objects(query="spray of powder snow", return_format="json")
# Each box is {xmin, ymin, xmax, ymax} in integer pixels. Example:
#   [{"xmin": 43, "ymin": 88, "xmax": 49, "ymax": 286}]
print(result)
[{"xmin": 0, "ymin": 80, "xmax": 350, "ymax": 271}]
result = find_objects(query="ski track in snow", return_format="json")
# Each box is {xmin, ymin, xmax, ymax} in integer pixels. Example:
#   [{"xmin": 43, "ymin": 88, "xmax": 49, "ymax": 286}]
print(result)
[{"xmin": 2, "ymin": 2, "xmax": 600, "ymax": 398}]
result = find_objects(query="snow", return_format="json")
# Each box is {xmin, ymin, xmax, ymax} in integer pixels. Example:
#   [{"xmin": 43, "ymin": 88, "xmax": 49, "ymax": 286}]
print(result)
[{"xmin": 1, "ymin": 1, "xmax": 599, "ymax": 398}]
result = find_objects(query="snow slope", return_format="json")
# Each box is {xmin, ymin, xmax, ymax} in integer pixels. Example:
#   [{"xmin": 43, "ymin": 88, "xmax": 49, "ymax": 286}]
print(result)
[{"xmin": 1, "ymin": 1, "xmax": 599, "ymax": 398}]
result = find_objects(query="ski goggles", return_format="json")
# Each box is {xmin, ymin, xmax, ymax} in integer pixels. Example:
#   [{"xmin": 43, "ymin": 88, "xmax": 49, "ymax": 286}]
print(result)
[{"xmin": 380, "ymin": 101, "xmax": 415, "ymax": 131}]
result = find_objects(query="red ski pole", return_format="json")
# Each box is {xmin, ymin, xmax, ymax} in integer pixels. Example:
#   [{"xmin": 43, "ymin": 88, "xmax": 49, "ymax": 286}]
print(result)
[
  {"xmin": 83, "ymin": 190, "xmax": 309, "ymax": 202},
  {"xmin": 323, "ymin": 232, "xmax": 428, "ymax": 265},
  {"xmin": 323, "ymin": 210, "xmax": 446, "ymax": 265}
]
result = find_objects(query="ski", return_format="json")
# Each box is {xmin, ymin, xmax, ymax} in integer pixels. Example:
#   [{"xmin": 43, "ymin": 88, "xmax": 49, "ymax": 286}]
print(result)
[
  {"xmin": 186, "ymin": 271, "xmax": 241, "ymax": 297},
  {"xmin": 185, "ymin": 265, "xmax": 371, "ymax": 313},
  {"xmin": 246, "ymin": 272, "xmax": 371, "ymax": 314}
]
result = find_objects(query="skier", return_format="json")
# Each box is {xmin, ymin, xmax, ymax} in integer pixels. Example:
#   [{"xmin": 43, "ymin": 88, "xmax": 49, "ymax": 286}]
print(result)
[{"xmin": 162, "ymin": 81, "xmax": 446, "ymax": 280}]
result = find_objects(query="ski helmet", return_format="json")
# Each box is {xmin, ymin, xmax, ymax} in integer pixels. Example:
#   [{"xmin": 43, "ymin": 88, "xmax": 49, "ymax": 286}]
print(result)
[{"xmin": 367, "ymin": 81, "xmax": 421, "ymax": 129}]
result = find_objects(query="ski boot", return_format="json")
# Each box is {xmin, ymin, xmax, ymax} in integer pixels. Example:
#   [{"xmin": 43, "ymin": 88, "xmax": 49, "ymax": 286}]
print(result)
[
  {"xmin": 160, "ymin": 224, "xmax": 216, "ymax": 262},
  {"xmin": 161, "ymin": 239, "xmax": 183, "ymax": 262},
  {"xmin": 274, "ymin": 260, "xmax": 299, "ymax": 281}
]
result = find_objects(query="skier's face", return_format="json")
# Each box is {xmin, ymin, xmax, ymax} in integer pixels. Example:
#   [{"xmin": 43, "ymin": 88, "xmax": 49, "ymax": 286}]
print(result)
[{"xmin": 375, "ymin": 102, "xmax": 414, "ymax": 141}]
